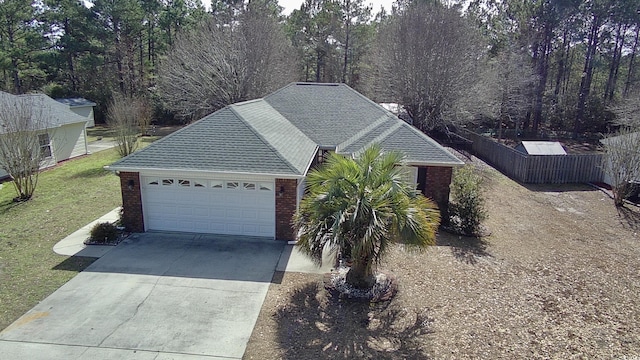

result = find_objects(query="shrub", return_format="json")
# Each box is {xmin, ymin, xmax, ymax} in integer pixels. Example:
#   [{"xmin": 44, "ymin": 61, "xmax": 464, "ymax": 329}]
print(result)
[
  {"xmin": 89, "ymin": 222, "xmax": 119, "ymax": 244},
  {"xmin": 449, "ymin": 165, "xmax": 487, "ymax": 235}
]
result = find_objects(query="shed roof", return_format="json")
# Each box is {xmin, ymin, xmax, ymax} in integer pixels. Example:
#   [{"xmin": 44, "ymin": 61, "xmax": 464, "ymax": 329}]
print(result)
[
  {"xmin": 516, "ymin": 141, "xmax": 567, "ymax": 155},
  {"xmin": 600, "ymin": 132, "xmax": 640, "ymax": 147},
  {"xmin": 55, "ymin": 98, "xmax": 97, "ymax": 107}
]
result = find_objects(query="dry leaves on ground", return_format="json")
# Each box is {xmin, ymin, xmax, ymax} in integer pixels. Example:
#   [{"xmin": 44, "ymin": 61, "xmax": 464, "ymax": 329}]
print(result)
[{"xmin": 244, "ymin": 156, "xmax": 640, "ymax": 360}]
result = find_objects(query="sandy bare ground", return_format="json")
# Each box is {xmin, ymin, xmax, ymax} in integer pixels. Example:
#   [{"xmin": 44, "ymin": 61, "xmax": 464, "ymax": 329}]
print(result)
[{"xmin": 244, "ymin": 159, "xmax": 640, "ymax": 359}]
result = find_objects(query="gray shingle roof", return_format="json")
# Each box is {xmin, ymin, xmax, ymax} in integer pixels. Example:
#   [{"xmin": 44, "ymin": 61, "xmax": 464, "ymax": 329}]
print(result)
[
  {"xmin": 110, "ymin": 82, "xmax": 462, "ymax": 176},
  {"xmin": 110, "ymin": 108, "xmax": 305, "ymax": 176},
  {"xmin": 265, "ymin": 83, "xmax": 390, "ymax": 147},
  {"xmin": 230, "ymin": 100, "xmax": 317, "ymax": 175},
  {"xmin": 376, "ymin": 123, "xmax": 464, "ymax": 165},
  {"xmin": 0, "ymin": 91, "xmax": 87, "ymax": 134},
  {"xmin": 55, "ymin": 98, "xmax": 97, "ymax": 107}
]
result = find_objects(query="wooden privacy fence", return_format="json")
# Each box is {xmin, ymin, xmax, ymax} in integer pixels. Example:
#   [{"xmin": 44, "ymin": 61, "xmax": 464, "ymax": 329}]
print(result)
[{"xmin": 461, "ymin": 131, "xmax": 605, "ymax": 184}]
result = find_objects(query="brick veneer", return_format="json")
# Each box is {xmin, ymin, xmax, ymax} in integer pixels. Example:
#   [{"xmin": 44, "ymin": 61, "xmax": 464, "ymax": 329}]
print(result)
[
  {"xmin": 119, "ymin": 171, "xmax": 144, "ymax": 232},
  {"xmin": 275, "ymin": 178, "xmax": 298, "ymax": 241},
  {"xmin": 420, "ymin": 166, "xmax": 453, "ymax": 222}
]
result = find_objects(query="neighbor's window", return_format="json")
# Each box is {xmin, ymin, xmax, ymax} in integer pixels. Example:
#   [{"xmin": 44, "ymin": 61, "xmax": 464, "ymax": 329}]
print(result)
[{"xmin": 39, "ymin": 133, "xmax": 52, "ymax": 158}]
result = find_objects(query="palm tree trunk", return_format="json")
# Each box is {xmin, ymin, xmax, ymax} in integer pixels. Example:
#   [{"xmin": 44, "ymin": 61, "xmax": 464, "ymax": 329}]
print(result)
[{"xmin": 346, "ymin": 255, "xmax": 375, "ymax": 289}]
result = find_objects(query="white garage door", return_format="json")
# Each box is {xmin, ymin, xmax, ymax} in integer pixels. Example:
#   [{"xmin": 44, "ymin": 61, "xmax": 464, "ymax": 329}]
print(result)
[{"xmin": 141, "ymin": 176, "xmax": 275, "ymax": 237}]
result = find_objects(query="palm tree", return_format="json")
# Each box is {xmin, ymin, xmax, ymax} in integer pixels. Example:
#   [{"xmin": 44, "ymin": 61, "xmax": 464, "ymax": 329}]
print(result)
[{"xmin": 294, "ymin": 145, "xmax": 441, "ymax": 290}]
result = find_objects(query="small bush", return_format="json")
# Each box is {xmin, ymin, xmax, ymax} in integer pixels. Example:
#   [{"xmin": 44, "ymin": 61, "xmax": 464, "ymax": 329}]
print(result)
[
  {"xmin": 449, "ymin": 165, "xmax": 487, "ymax": 235},
  {"xmin": 89, "ymin": 222, "xmax": 119, "ymax": 244}
]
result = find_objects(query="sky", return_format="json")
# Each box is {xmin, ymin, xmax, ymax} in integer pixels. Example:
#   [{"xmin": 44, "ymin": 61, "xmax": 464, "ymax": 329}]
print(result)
[
  {"xmin": 280, "ymin": 0, "xmax": 395, "ymax": 15},
  {"xmin": 203, "ymin": 0, "xmax": 395, "ymax": 16}
]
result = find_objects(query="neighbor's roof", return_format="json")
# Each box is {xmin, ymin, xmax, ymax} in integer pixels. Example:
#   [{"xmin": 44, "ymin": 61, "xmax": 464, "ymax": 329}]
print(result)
[
  {"xmin": 55, "ymin": 98, "xmax": 97, "ymax": 107},
  {"xmin": 516, "ymin": 141, "xmax": 567, "ymax": 155},
  {"xmin": 109, "ymin": 83, "xmax": 462, "ymax": 176},
  {"xmin": 0, "ymin": 91, "xmax": 88, "ymax": 134},
  {"xmin": 600, "ymin": 131, "xmax": 640, "ymax": 147}
]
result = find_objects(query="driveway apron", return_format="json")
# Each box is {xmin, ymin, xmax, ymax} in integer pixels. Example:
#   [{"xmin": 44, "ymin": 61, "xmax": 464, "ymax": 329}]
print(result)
[{"xmin": 0, "ymin": 232, "xmax": 284, "ymax": 359}]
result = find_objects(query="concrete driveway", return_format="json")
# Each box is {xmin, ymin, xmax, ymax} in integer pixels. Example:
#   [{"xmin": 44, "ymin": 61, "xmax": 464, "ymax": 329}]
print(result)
[{"xmin": 0, "ymin": 232, "xmax": 285, "ymax": 359}]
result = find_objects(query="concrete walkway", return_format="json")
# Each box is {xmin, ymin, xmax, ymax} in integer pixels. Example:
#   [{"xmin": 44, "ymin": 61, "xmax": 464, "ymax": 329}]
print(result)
[
  {"xmin": 53, "ymin": 207, "xmax": 121, "ymax": 258},
  {"xmin": 87, "ymin": 139, "xmax": 118, "ymax": 154}
]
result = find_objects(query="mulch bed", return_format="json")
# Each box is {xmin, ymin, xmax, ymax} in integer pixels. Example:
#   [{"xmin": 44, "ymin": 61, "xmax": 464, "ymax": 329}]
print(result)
[{"xmin": 243, "ymin": 154, "xmax": 640, "ymax": 359}]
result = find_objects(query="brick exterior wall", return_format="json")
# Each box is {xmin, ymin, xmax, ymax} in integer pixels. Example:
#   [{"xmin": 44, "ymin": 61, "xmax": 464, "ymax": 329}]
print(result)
[
  {"xmin": 119, "ymin": 171, "xmax": 144, "ymax": 232},
  {"xmin": 275, "ymin": 178, "xmax": 298, "ymax": 241},
  {"xmin": 421, "ymin": 166, "xmax": 453, "ymax": 222}
]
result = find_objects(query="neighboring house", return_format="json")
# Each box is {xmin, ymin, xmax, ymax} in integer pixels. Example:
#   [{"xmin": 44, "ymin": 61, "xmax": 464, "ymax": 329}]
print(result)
[
  {"xmin": 515, "ymin": 141, "xmax": 567, "ymax": 155},
  {"xmin": 0, "ymin": 91, "xmax": 89, "ymax": 180},
  {"xmin": 600, "ymin": 131, "xmax": 640, "ymax": 187},
  {"xmin": 55, "ymin": 98, "xmax": 97, "ymax": 127},
  {"xmin": 108, "ymin": 83, "xmax": 464, "ymax": 240}
]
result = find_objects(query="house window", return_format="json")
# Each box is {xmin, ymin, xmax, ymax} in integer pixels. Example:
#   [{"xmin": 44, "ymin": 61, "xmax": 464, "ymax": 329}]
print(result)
[
  {"xmin": 243, "ymin": 182, "xmax": 256, "ymax": 190},
  {"xmin": 39, "ymin": 133, "xmax": 52, "ymax": 158},
  {"xmin": 226, "ymin": 181, "xmax": 239, "ymax": 189}
]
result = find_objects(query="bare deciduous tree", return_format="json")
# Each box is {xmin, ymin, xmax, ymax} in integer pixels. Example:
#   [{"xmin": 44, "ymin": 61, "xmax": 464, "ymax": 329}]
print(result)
[
  {"xmin": 157, "ymin": 3, "xmax": 297, "ymax": 121},
  {"xmin": 462, "ymin": 48, "xmax": 537, "ymax": 138},
  {"xmin": 0, "ymin": 92, "xmax": 51, "ymax": 201},
  {"xmin": 369, "ymin": 2, "xmax": 484, "ymax": 133},
  {"xmin": 601, "ymin": 126, "xmax": 640, "ymax": 207},
  {"xmin": 107, "ymin": 93, "xmax": 147, "ymax": 157}
]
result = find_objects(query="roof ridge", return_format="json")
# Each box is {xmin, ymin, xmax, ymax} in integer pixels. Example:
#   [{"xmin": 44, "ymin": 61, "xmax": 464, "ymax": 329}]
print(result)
[
  {"xmin": 367, "ymin": 121, "xmax": 404, "ymax": 148},
  {"xmin": 263, "ymin": 82, "xmax": 297, "ymax": 102},
  {"xmin": 336, "ymin": 115, "xmax": 390, "ymax": 153},
  {"xmin": 227, "ymin": 104, "xmax": 303, "ymax": 175}
]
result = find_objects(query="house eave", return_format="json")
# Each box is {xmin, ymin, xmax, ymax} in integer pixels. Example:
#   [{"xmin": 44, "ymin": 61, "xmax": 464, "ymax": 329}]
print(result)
[
  {"xmin": 104, "ymin": 165, "xmax": 307, "ymax": 179},
  {"xmin": 405, "ymin": 160, "xmax": 464, "ymax": 167}
]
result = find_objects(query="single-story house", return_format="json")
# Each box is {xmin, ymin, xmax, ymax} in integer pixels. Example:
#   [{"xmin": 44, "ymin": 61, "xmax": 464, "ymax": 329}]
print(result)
[
  {"xmin": 515, "ymin": 141, "xmax": 567, "ymax": 155},
  {"xmin": 107, "ymin": 83, "xmax": 464, "ymax": 241},
  {"xmin": 0, "ymin": 91, "xmax": 89, "ymax": 179},
  {"xmin": 55, "ymin": 98, "xmax": 97, "ymax": 127}
]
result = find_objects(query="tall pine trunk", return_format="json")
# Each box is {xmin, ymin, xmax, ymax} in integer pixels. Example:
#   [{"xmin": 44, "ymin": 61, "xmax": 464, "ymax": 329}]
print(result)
[
  {"xmin": 624, "ymin": 25, "xmax": 640, "ymax": 98},
  {"xmin": 575, "ymin": 14, "xmax": 601, "ymax": 137},
  {"xmin": 605, "ymin": 23, "xmax": 626, "ymax": 103}
]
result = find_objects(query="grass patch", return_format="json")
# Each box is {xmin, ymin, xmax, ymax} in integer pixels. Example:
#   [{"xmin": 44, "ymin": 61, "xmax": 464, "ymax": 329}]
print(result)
[{"xmin": 0, "ymin": 148, "xmax": 122, "ymax": 330}]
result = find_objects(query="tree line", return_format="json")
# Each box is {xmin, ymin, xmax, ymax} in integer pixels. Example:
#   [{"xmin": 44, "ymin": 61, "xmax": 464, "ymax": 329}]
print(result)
[{"xmin": 2, "ymin": 0, "xmax": 640, "ymax": 134}]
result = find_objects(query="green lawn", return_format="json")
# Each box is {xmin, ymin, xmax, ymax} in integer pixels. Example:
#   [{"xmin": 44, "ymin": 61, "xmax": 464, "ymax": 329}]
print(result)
[{"xmin": 0, "ymin": 149, "xmax": 122, "ymax": 330}]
